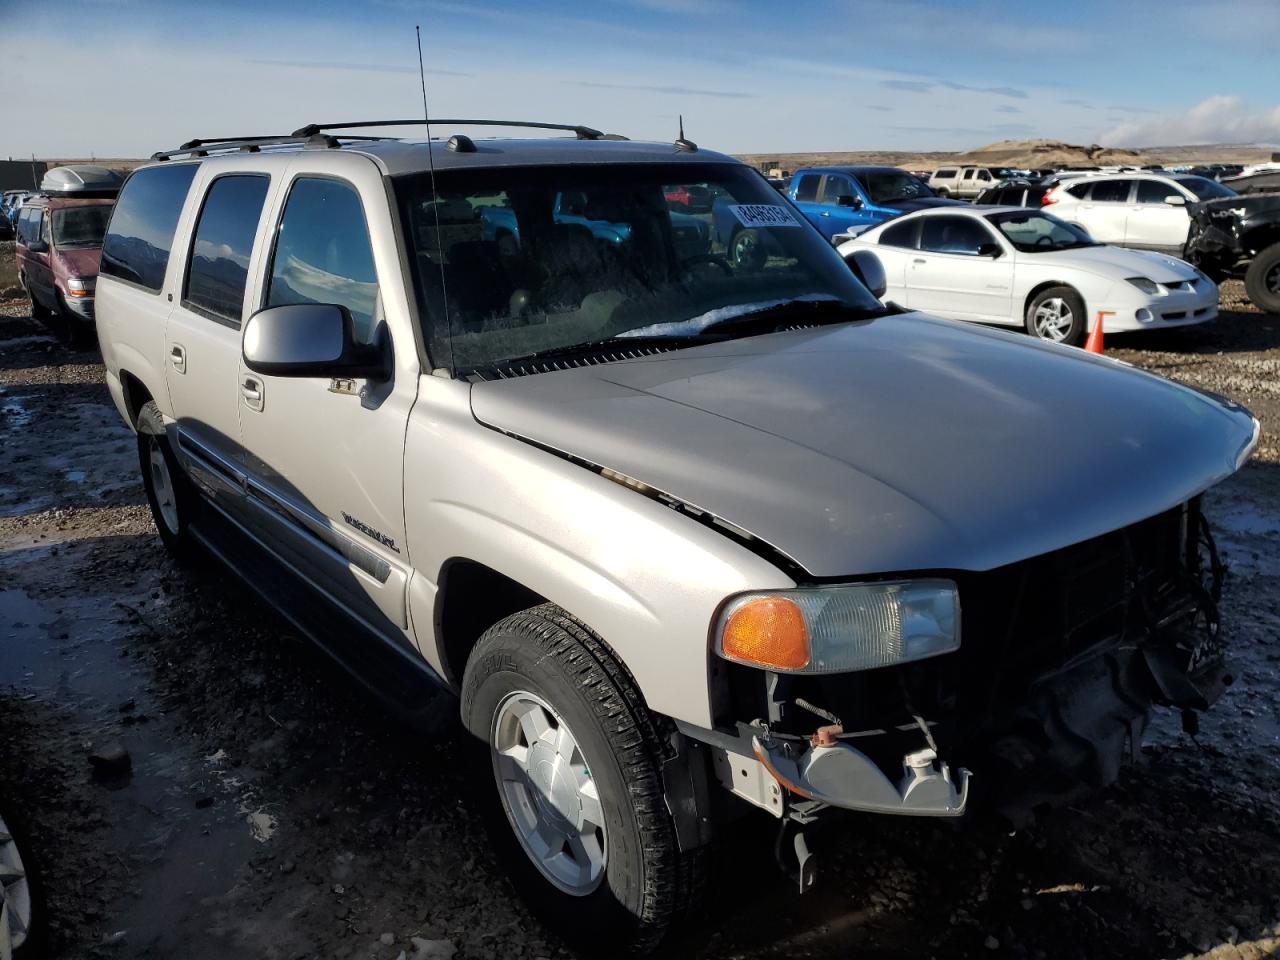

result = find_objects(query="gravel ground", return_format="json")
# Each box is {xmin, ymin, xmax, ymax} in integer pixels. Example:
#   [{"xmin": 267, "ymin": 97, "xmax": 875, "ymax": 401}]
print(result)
[{"xmin": 1, "ymin": 288, "xmax": 1278, "ymax": 960}]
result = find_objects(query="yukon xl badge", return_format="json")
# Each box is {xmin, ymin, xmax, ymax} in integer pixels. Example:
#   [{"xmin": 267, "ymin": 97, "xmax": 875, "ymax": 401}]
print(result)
[{"xmin": 341, "ymin": 512, "xmax": 401, "ymax": 553}]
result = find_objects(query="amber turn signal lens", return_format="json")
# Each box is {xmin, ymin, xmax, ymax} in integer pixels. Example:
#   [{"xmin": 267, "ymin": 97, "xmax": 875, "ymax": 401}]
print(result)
[{"xmin": 720, "ymin": 596, "xmax": 810, "ymax": 670}]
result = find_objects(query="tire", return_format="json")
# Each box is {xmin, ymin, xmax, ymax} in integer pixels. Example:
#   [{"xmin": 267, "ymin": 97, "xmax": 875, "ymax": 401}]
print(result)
[
  {"xmin": 0, "ymin": 804, "xmax": 47, "ymax": 958},
  {"xmin": 461, "ymin": 604, "xmax": 704, "ymax": 955},
  {"xmin": 22, "ymin": 277, "xmax": 50, "ymax": 322},
  {"xmin": 936, "ymin": 188, "xmax": 950, "ymax": 198},
  {"xmin": 1025, "ymin": 285, "xmax": 1087, "ymax": 346},
  {"xmin": 729, "ymin": 228, "xmax": 768, "ymax": 271},
  {"xmin": 1244, "ymin": 243, "xmax": 1280, "ymax": 315},
  {"xmin": 53, "ymin": 293, "xmax": 96, "ymax": 351},
  {"xmin": 136, "ymin": 401, "xmax": 201, "ymax": 560}
]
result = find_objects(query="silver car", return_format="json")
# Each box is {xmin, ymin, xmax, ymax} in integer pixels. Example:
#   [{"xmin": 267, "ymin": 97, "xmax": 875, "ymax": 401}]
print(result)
[{"xmin": 94, "ymin": 120, "xmax": 1259, "ymax": 954}]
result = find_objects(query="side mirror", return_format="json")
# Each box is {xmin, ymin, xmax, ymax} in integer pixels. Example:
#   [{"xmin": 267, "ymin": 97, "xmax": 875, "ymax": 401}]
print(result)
[
  {"xmin": 837, "ymin": 194, "xmax": 860, "ymax": 208},
  {"xmin": 1164, "ymin": 195, "xmax": 1187, "ymax": 206},
  {"xmin": 977, "ymin": 242, "xmax": 1003, "ymax": 258},
  {"xmin": 844, "ymin": 248, "xmax": 887, "ymax": 299},
  {"xmin": 26, "ymin": 239, "xmax": 48, "ymax": 254},
  {"xmin": 243, "ymin": 303, "xmax": 389, "ymax": 380}
]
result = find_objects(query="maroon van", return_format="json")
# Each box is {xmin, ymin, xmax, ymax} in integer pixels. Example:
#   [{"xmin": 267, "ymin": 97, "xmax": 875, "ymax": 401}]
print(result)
[{"xmin": 14, "ymin": 165, "xmax": 123, "ymax": 342}]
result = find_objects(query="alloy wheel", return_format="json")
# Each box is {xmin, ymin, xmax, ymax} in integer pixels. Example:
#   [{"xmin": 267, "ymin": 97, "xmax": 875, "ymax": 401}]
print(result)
[
  {"xmin": 490, "ymin": 691, "xmax": 607, "ymax": 896},
  {"xmin": 0, "ymin": 811, "xmax": 32, "ymax": 957},
  {"xmin": 1032, "ymin": 297, "xmax": 1074, "ymax": 342},
  {"xmin": 1267, "ymin": 260, "xmax": 1280, "ymax": 296},
  {"xmin": 147, "ymin": 436, "xmax": 180, "ymax": 534}
]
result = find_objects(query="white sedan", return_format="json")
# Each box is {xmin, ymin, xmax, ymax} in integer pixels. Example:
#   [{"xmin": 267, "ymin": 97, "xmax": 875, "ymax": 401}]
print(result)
[{"xmin": 838, "ymin": 206, "xmax": 1219, "ymax": 346}]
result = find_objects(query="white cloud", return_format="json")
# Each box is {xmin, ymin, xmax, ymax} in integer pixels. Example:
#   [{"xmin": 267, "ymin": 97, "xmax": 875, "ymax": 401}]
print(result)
[{"xmin": 1100, "ymin": 96, "xmax": 1280, "ymax": 147}]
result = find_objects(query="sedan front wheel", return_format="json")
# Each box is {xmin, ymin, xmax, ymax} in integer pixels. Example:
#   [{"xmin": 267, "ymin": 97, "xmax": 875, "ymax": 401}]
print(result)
[{"xmin": 1026, "ymin": 286, "xmax": 1087, "ymax": 346}]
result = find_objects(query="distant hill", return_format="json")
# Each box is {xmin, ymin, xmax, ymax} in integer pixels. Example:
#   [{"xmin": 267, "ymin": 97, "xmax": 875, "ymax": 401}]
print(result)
[{"xmin": 738, "ymin": 137, "xmax": 1273, "ymax": 175}]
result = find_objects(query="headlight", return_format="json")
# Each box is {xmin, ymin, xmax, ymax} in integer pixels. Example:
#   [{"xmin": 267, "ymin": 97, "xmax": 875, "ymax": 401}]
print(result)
[
  {"xmin": 1125, "ymin": 277, "xmax": 1159, "ymax": 294},
  {"xmin": 714, "ymin": 579, "xmax": 960, "ymax": 674}
]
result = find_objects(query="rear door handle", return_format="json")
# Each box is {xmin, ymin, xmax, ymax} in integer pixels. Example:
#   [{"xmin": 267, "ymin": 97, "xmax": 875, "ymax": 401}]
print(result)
[
  {"xmin": 913, "ymin": 258, "xmax": 927, "ymax": 264},
  {"xmin": 241, "ymin": 376, "xmax": 264, "ymax": 412},
  {"xmin": 169, "ymin": 344, "xmax": 186, "ymax": 374}
]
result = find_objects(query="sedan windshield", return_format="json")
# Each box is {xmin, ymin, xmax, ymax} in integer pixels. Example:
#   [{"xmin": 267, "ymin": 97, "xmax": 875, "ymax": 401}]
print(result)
[
  {"xmin": 986, "ymin": 210, "xmax": 1099, "ymax": 252},
  {"xmin": 51, "ymin": 206, "xmax": 111, "ymax": 248},
  {"xmin": 857, "ymin": 171, "xmax": 935, "ymax": 204},
  {"xmin": 1173, "ymin": 176, "xmax": 1237, "ymax": 202},
  {"xmin": 395, "ymin": 162, "xmax": 882, "ymax": 375}
]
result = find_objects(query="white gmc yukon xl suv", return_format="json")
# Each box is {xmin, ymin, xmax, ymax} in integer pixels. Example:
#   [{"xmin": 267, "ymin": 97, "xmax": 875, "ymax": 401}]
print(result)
[{"xmin": 95, "ymin": 120, "xmax": 1257, "ymax": 953}]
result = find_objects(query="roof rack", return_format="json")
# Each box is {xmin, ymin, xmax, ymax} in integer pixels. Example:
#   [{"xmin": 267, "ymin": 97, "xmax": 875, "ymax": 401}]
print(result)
[
  {"xmin": 290, "ymin": 119, "xmax": 621, "ymax": 141},
  {"xmin": 150, "ymin": 133, "xmax": 386, "ymax": 161},
  {"xmin": 152, "ymin": 118, "xmax": 626, "ymax": 162}
]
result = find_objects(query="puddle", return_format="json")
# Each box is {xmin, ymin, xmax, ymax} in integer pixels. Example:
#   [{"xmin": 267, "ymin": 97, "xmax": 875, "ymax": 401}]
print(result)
[
  {"xmin": 0, "ymin": 588, "xmax": 51, "ymax": 687},
  {"xmin": 1, "ymin": 397, "xmax": 33, "ymax": 429}
]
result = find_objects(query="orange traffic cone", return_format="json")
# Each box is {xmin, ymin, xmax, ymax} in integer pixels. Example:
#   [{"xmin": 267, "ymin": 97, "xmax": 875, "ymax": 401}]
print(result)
[{"xmin": 1085, "ymin": 311, "xmax": 1112, "ymax": 354}]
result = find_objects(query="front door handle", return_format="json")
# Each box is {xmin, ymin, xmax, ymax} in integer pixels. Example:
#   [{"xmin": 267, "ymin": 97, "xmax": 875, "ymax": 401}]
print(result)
[
  {"xmin": 913, "ymin": 258, "xmax": 927, "ymax": 264},
  {"xmin": 820, "ymin": 211, "xmax": 831, "ymax": 217},
  {"xmin": 169, "ymin": 344, "xmax": 186, "ymax": 374},
  {"xmin": 241, "ymin": 376, "xmax": 264, "ymax": 412}
]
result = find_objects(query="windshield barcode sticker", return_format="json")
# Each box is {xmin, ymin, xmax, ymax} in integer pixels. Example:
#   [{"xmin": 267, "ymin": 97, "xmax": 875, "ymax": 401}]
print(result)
[{"xmin": 727, "ymin": 204, "xmax": 801, "ymax": 228}]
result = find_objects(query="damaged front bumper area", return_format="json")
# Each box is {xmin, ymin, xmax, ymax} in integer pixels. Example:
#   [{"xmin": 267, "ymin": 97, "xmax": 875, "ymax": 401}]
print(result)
[{"xmin": 704, "ymin": 497, "xmax": 1230, "ymax": 828}]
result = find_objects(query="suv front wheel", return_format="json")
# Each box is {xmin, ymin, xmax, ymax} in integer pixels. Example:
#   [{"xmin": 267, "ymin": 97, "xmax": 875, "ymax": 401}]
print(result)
[
  {"xmin": 461, "ymin": 604, "xmax": 704, "ymax": 955},
  {"xmin": 1244, "ymin": 242, "xmax": 1280, "ymax": 314}
]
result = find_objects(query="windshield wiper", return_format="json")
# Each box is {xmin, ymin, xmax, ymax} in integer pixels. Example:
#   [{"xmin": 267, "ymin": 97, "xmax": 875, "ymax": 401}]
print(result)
[
  {"xmin": 479, "ymin": 334, "xmax": 714, "ymax": 372},
  {"xmin": 696, "ymin": 297, "xmax": 876, "ymax": 335}
]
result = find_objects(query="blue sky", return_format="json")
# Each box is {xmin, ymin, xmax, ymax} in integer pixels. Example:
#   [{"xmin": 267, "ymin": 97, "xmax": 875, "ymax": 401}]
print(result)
[{"xmin": 5, "ymin": 0, "xmax": 1280, "ymax": 158}]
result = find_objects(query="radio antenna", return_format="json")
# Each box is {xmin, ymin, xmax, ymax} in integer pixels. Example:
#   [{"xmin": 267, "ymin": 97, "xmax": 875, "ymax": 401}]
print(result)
[{"xmin": 416, "ymin": 24, "xmax": 454, "ymax": 371}]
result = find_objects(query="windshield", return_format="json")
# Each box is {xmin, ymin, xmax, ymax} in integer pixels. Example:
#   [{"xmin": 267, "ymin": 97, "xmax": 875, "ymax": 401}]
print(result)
[
  {"xmin": 395, "ymin": 162, "xmax": 881, "ymax": 374},
  {"xmin": 857, "ymin": 171, "xmax": 935, "ymax": 204},
  {"xmin": 51, "ymin": 205, "xmax": 111, "ymax": 247},
  {"xmin": 1173, "ymin": 176, "xmax": 1236, "ymax": 201},
  {"xmin": 987, "ymin": 210, "xmax": 1098, "ymax": 252}
]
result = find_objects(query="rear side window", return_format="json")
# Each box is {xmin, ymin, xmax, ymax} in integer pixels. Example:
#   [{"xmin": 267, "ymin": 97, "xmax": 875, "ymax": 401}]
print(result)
[
  {"xmin": 879, "ymin": 218, "xmax": 919, "ymax": 249},
  {"xmin": 1066, "ymin": 182, "xmax": 1091, "ymax": 199},
  {"xmin": 1090, "ymin": 180, "xmax": 1133, "ymax": 203},
  {"xmin": 793, "ymin": 174, "xmax": 819, "ymax": 202},
  {"xmin": 184, "ymin": 175, "xmax": 271, "ymax": 325},
  {"xmin": 265, "ymin": 178, "xmax": 380, "ymax": 343},
  {"xmin": 934, "ymin": 169, "xmax": 956, "ymax": 179},
  {"xmin": 101, "ymin": 164, "xmax": 199, "ymax": 292}
]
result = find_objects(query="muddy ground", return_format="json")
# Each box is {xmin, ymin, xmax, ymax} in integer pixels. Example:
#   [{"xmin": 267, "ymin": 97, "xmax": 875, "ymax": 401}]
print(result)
[{"xmin": 1, "ymin": 287, "xmax": 1278, "ymax": 960}]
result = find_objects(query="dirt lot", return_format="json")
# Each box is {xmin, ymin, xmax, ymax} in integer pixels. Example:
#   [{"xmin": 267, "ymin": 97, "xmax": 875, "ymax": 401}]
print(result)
[{"xmin": 1, "ymin": 287, "xmax": 1278, "ymax": 960}]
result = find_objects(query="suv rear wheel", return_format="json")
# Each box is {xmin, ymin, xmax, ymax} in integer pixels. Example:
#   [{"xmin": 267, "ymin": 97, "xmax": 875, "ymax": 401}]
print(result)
[
  {"xmin": 461, "ymin": 603, "xmax": 703, "ymax": 955},
  {"xmin": 1244, "ymin": 243, "xmax": 1280, "ymax": 314},
  {"xmin": 136, "ymin": 401, "xmax": 200, "ymax": 560}
]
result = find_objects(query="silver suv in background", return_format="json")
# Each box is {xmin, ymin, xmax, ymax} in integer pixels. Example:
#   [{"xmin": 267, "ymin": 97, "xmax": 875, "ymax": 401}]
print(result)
[
  {"xmin": 94, "ymin": 119, "xmax": 1258, "ymax": 954},
  {"xmin": 928, "ymin": 165, "xmax": 998, "ymax": 199}
]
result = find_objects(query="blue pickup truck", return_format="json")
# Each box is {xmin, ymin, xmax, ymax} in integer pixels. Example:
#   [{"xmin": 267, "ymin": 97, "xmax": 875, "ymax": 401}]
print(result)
[{"xmin": 784, "ymin": 165, "xmax": 965, "ymax": 241}]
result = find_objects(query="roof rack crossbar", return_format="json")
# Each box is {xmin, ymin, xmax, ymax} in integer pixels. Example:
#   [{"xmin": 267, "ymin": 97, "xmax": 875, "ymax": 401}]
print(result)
[
  {"xmin": 290, "ymin": 118, "xmax": 607, "ymax": 140},
  {"xmin": 151, "ymin": 134, "xmax": 387, "ymax": 161}
]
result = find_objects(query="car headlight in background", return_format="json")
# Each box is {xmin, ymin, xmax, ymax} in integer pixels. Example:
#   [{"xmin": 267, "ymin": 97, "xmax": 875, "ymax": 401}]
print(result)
[
  {"xmin": 714, "ymin": 579, "xmax": 960, "ymax": 673},
  {"xmin": 66, "ymin": 277, "xmax": 95, "ymax": 298},
  {"xmin": 1125, "ymin": 277, "xmax": 1160, "ymax": 295}
]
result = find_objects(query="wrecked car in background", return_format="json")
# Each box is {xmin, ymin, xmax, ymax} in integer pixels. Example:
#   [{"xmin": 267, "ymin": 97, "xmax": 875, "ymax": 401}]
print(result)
[
  {"xmin": 1185, "ymin": 191, "xmax": 1280, "ymax": 314},
  {"xmin": 93, "ymin": 119, "xmax": 1260, "ymax": 955}
]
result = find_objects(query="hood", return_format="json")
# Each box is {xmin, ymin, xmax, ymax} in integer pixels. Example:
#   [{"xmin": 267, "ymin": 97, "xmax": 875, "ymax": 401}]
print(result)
[
  {"xmin": 54, "ymin": 246, "xmax": 101, "ymax": 280},
  {"xmin": 1044, "ymin": 245, "xmax": 1199, "ymax": 282},
  {"xmin": 879, "ymin": 197, "xmax": 967, "ymax": 212},
  {"xmin": 470, "ymin": 316, "xmax": 1256, "ymax": 578},
  {"xmin": 1191, "ymin": 191, "xmax": 1280, "ymax": 224}
]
